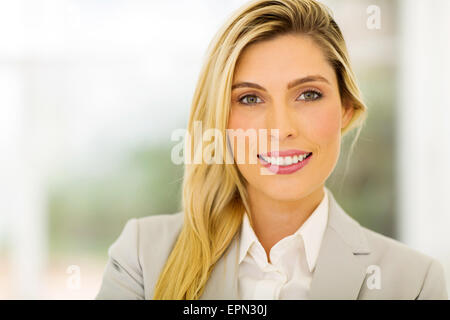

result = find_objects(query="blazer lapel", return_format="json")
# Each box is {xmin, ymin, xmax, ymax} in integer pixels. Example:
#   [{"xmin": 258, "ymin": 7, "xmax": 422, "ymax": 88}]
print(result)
[
  {"xmin": 308, "ymin": 188, "xmax": 372, "ymax": 299},
  {"xmin": 199, "ymin": 232, "xmax": 240, "ymax": 300}
]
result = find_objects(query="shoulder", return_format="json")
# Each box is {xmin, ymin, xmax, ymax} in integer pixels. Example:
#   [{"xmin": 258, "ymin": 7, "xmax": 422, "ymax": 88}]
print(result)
[
  {"xmin": 136, "ymin": 211, "xmax": 184, "ymax": 245},
  {"xmin": 135, "ymin": 212, "xmax": 185, "ymax": 275},
  {"xmin": 326, "ymin": 188, "xmax": 447, "ymax": 299},
  {"xmin": 136, "ymin": 212, "xmax": 184, "ymax": 298},
  {"xmin": 108, "ymin": 212, "xmax": 184, "ymax": 262},
  {"xmin": 362, "ymin": 225, "xmax": 432, "ymax": 265},
  {"xmin": 358, "ymin": 226, "xmax": 447, "ymax": 299},
  {"xmin": 96, "ymin": 212, "xmax": 184, "ymax": 300}
]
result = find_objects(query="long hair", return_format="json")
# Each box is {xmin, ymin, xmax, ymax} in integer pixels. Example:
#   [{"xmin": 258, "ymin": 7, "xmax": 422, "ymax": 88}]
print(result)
[{"xmin": 153, "ymin": 0, "xmax": 368, "ymax": 299}]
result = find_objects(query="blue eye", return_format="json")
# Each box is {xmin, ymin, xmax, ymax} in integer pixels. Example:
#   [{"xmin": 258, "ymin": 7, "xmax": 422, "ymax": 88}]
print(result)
[
  {"xmin": 238, "ymin": 94, "xmax": 263, "ymax": 106},
  {"xmin": 298, "ymin": 90, "xmax": 322, "ymax": 101}
]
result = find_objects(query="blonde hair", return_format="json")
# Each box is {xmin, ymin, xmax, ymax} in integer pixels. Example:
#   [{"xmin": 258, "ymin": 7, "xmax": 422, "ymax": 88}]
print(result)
[{"xmin": 153, "ymin": 0, "xmax": 368, "ymax": 299}]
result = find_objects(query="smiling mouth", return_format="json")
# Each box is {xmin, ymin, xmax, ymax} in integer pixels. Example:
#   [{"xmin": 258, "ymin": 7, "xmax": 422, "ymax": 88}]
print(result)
[{"xmin": 257, "ymin": 152, "xmax": 313, "ymax": 166}]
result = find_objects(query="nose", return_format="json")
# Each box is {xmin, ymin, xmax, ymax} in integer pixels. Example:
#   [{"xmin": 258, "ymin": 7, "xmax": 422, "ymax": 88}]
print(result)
[{"xmin": 267, "ymin": 101, "xmax": 298, "ymax": 142}]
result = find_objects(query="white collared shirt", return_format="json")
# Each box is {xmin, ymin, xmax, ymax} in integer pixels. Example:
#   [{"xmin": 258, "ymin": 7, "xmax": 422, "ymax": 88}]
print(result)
[{"xmin": 238, "ymin": 188, "xmax": 329, "ymax": 300}]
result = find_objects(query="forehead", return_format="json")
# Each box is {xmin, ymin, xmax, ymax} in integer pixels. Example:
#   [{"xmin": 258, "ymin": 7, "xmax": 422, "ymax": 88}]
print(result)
[{"xmin": 233, "ymin": 34, "xmax": 336, "ymax": 85}]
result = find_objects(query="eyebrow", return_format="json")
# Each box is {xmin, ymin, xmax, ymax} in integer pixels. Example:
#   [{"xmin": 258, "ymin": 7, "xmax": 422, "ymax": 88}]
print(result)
[{"xmin": 231, "ymin": 75, "xmax": 330, "ymax": 91}]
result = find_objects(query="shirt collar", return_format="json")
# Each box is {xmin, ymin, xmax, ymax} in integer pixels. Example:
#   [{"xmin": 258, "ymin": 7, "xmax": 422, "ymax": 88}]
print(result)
[
  {"xmin": 238, "ymin": 187, "xmax": 329, "ymax": 272},
  {"xmin": 238, "ymin": 211, "xmax": 258, "ymax": 265}
]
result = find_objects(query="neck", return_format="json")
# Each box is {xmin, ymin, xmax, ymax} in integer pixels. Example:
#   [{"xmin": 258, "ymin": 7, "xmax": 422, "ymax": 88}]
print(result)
[{"xmin": 246, "ymin": 184, "xmax": 325, "ymax": 261}]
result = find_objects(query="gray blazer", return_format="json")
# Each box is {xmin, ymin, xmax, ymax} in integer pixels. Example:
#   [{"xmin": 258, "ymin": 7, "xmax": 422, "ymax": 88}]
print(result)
[{"xmin": 95, "ymin": 188, "xmax": 448, "ymax": 300}]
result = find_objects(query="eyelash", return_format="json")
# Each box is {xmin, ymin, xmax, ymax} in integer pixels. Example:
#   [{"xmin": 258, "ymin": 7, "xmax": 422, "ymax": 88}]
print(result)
[{"xmin": 237, "ymin": 89, "xmax": 323, "ymax": 106}]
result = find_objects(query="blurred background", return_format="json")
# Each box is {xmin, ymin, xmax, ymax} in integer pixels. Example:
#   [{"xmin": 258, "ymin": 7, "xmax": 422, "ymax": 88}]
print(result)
[{"xmin": 0, "ymin": 0, "xmax": 449, "ymax": 299}]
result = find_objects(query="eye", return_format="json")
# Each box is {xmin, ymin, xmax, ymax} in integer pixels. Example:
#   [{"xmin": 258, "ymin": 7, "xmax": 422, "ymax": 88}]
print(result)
[
  {"xmin": 238, "ymin": 94, "xmax": 263, "ymax": 106},
  {"xmin": 297, "ymin": 90, "xmax": 323, "ymax": 101}
]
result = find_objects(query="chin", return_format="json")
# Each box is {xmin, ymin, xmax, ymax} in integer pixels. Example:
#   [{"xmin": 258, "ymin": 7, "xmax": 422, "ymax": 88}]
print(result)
[{"xmin": 261, "ymin": 186, "xmax": 309, "ymax": 202}]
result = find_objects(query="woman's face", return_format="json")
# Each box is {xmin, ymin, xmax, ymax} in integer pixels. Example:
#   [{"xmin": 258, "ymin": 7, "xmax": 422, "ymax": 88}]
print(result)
[{"xmin": 227, "ymin": 33, "xmax": 354, "ymax": 201}]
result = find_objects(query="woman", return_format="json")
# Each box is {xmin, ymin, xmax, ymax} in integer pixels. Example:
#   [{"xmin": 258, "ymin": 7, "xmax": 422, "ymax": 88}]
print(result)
[{"xmin": 96, "ymin": 0, "xmax": 447, "ymax": 300}]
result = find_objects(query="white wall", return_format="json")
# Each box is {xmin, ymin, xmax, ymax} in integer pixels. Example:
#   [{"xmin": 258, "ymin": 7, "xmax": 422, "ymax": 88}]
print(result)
[{"xmin": 397, "ymin": 0, "xmax": 450, "ymax": 297}]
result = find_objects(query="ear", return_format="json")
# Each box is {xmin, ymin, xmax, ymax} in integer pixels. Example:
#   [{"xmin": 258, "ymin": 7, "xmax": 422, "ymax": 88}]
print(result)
[{"xmin": 341, "ymin": 103, "xmax": 354, "ymax": 129}]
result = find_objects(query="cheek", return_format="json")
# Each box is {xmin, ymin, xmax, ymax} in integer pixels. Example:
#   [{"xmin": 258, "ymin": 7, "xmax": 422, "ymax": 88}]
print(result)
[
  {"xmin": 227, "ymin": 108, "xmax": 261, "ymax": 177},
  {"xmin": 307, "ymin": 107, "xmax": 342, "ymax": 143},
  {"xmin": 228, "ymin": 108, "xmax": 257, "ymax": 130},
  {"xmin": 228, "ymin": 108, "xmax": 261, "ymax": 153}
]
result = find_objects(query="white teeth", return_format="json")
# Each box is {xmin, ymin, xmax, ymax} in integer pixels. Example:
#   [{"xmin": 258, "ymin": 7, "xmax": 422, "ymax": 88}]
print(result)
[
  {"xmin": 285, "ymin": 156, "xmax": 293, "ymax": 165},
  {"xmin": 260, "ymin": 153, "xmax": 311, "ymax": 166}
]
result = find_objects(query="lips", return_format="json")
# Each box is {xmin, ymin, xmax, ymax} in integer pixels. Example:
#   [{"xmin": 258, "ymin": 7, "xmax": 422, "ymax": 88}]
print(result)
[{"xmin": 257, "ymin": 149, "xmax": 313, "ymax": 175}]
